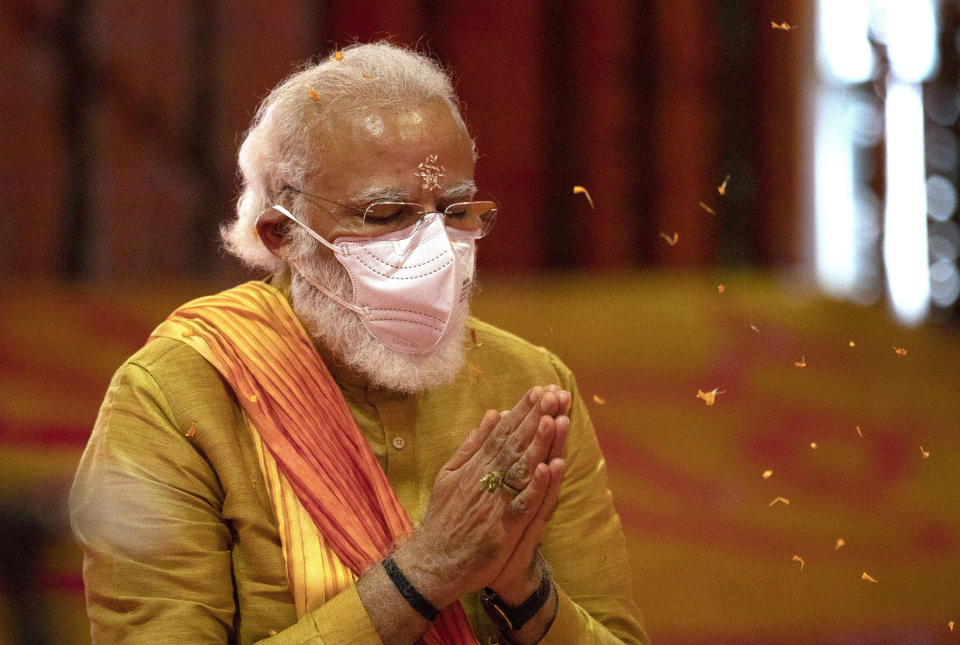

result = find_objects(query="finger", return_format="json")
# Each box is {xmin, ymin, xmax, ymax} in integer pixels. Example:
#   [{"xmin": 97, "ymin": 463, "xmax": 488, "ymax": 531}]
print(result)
[
  {"xmin": 506, "ymin": 461, "xmax": 550, "ymax": 521},
  {"xmin": 493, "ymin": 389, "xmax": 562, "ymax": 467},
  {"xmin": 547, "ymin": 415, "xmax": 570, "ymax": 463},
  {"xmin": 508, "ymin": 458, "xmax": 565, "ymax": 560},
  {"xmin": 557, "ymin": 390, "xmax": 572, "ymax": 415},
  {"xmin": 481, "ymin": 387, "xmax": 543, "ymax": 461},
  {"xmin": 504, "ymin": 416, "xmax": 556, "ymax": 491},
  {"xmin": 445, "ymin": 409, "xmax": 501, "ymax": 471}
]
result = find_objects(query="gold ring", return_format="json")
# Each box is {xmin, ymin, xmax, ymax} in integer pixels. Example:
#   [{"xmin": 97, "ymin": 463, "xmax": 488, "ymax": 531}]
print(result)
[
  {"xmin": 501, "ymin": 480, "xmax": 522, "ymax": 495},
  {"xmin": 479, "ymin": 471, "xmax": 505, "ymax": 492}
]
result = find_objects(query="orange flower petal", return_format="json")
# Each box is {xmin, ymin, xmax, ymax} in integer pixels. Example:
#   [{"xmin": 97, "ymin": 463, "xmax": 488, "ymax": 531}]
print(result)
[
  {"xmin": 861, "ymin": 572, "xmax": 877, "ymax": 583},
  {"xmin": 835, "ymin": 538, "xmax": 845, "ymax": 550},
  {"xmin": 572, "ymin": 185, "xmax": 595, "ymax": 209},
  {"xmin": 762, "ymin": 469, "xmax": 773, "ymax": 479},
  {"xmin": 696, "ymin": 388, "xmax": 721, "ymax": 406},
  {"xmin": 592, "ymin": 394, "xmax": 606, "ymax": 405},
  {"xmin": 718, "ymin": 175, "xmax": 730, "ymax": 195},
  {"xmin": 792, "ymin": 554, "xmax": 805, "ymax": 570},
  {"xmin": 660, "ymin": 231, "xmax": 679, "ymax": 246},
  {"xmin": 699, "ymin": 201, "xmax": 716, "ymax": 215},
  {"xmin": 769, "ymin": 496, "xmax": 790, "ymax": 506}
]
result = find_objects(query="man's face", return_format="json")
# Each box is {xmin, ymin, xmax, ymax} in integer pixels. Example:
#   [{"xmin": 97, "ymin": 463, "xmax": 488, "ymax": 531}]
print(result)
[
  {"xmin": 302, "ymin": 97, "xmax": 477, "ymax": 242},
  {"xmin": 285, "ymin": 98, "xmax": 479, "ymax": 392}
]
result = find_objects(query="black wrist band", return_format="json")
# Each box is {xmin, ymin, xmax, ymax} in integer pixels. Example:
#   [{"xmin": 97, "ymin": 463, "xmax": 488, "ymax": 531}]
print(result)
[
  {"xmin": 382, "ymin": 556, "xmax": 440, "ymax": 622},
  {"xmin": 481, "ymin": 568, "xmax": 553, "ymax": 633}
]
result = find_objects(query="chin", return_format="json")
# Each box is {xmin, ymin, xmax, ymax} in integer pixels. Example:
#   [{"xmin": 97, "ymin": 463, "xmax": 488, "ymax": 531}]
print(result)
[{"xmin": 289, "ymin": 265, "xmax": 470, "ymax": 393}]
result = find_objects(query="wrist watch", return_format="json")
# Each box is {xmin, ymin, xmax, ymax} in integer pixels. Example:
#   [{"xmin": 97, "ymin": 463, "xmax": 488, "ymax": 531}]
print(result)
[{"xmin": 481, "ymin": 570, "xmax": 552, "ymax": 633}]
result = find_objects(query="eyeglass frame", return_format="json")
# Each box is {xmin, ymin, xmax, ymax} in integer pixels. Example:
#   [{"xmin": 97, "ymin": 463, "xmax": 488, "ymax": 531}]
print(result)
[{"xmin": 280, "ymin": 185, "xmax": 498, "ymax": 238}]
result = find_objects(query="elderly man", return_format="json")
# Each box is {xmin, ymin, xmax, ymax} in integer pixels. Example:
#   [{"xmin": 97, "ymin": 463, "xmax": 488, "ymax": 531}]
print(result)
[{"xmin": 70, "ymin": 42, "xmax": 648, "ymax": 644}]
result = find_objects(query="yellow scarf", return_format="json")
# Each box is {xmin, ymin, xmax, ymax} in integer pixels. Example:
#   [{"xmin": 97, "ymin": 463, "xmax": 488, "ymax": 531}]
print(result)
[{"xmin": 151, "ymin": 281, "xmax": 478, "ymax": 644}]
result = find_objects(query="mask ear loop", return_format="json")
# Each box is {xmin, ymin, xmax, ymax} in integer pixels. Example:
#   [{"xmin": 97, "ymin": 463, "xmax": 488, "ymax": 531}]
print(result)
[{"xmin": 263, "ymin": 204, "xmax": 371, "ymax": 317}]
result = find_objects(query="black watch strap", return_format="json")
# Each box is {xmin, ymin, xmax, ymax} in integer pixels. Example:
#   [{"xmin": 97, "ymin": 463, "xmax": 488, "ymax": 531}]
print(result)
[{"xmin": 481, "ymin": 569, "xmax": 552, "ymax": 632}]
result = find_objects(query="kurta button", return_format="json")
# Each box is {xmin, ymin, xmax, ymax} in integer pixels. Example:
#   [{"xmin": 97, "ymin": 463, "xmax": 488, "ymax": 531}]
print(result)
[{"xmin": 392, "ymin": 436, "xmax": 406, "ymax": 450}]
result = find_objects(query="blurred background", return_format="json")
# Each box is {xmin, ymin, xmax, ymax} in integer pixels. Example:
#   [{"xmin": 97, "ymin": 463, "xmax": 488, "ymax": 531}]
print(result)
[{"xmin": 1, "ymin": 1, "xmax": 959, "ymax": 643}]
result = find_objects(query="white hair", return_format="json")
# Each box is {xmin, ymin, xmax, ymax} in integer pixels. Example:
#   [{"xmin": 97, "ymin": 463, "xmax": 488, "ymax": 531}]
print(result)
[{"xmin": 221, "ymin": 41, "xmax": 465, "ymax": 271}]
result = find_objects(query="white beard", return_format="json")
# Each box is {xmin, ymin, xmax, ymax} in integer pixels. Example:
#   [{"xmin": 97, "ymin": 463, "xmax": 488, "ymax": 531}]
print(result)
[{"xmin": 288, "ymin": 245, "xmax": 470, "ymax": 393}]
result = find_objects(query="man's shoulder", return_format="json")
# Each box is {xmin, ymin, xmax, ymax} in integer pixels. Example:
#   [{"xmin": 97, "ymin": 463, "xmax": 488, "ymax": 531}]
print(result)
[
  {"xmin": 125, "ymin": 335, "xmax": 220, "ymax": 380},
  {"xmin": 467, "ymin": 317, "xmax": 572, "ymax": 379}
]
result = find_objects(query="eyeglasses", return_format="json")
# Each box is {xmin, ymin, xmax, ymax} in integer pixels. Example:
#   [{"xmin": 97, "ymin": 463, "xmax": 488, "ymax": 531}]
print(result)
[{"xmin": 282, "ymin": 186, "xmax": 498, "ymax": 238}]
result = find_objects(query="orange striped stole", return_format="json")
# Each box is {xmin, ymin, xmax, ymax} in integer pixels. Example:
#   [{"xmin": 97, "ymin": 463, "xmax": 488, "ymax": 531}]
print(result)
[{"xmin": 150, "ymin": 280, "xmax": 478, "ymax": 644}]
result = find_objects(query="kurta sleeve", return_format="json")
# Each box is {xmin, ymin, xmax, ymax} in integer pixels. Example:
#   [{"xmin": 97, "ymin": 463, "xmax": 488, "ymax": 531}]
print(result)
[
  {"xmin": 70, "ymin": 360, "xmax": 238, "ymax": 643},
  {"xmin": 70, "ymin": 357, "xmax": 384, "ymax": 644},
  {"xmin": 535, "ymin": 353, "xmax": 651, "ymax": 645}
]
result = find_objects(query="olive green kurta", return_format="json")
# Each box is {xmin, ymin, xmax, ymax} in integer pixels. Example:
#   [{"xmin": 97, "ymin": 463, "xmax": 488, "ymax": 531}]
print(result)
[{"xmin": 70, "ymin": 282, "xmax": 649, "ymax": 644}]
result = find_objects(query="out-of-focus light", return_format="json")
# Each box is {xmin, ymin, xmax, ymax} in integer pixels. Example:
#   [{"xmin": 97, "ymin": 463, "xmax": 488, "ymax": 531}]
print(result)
[
  {"xmin": 925, "ymin": 126, "xmax": 958, "ymax": 174},
  {"xmin": 930, "ymin": 220, "xmax": 960, "ymax": 258},
  {"xmin": 817, "ymin": 0, "xmax": 874, "ymax": 83},
  {"xmin": 814, "ymin": 89, "xmax": 859, "ymax": 296},
  {"xmin": 930, "ymin": 235, "xmax": 958, "ymax": 262},
  {"xmin": 924, "ymin": 84, "xmax": 960, "ymax": 126},
  {"xmin": 927, "ymin": 175, "xmax": 958, "ymax": 222},
  {"xmin": 887, "ymin": 0, "xmax": 938, "ymax": 82},
  {"xmin": 883, "ymin": 82, "xmax": 930, "ymax": 325},
  {"xmin": 930, "ymin": 259, "xmax": 960, "ymax": 307}
]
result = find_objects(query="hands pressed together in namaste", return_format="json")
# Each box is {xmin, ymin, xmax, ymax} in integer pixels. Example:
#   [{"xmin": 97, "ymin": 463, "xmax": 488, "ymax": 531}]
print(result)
[{"xmin": 357, "ymin": 385, "xmax": 571, "ymax": 644}]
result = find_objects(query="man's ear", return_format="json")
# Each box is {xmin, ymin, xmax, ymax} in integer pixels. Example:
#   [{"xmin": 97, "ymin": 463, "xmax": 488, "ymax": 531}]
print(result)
[{"xmin": 255, "ymin": 207, "xmax": 290, "ymax": 259}]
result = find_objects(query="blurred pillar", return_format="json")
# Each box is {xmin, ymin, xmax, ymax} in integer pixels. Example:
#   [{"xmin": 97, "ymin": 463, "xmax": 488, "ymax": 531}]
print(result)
[{"xmin": 57, "ymin": 0, "xmax": 96, "ymax": 280}]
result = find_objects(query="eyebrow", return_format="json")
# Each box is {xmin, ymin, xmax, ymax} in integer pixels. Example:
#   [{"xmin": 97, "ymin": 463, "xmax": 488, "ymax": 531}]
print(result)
[{"xmin": 350, "ymin": 179, "xmax": 478, "ymax": 207}]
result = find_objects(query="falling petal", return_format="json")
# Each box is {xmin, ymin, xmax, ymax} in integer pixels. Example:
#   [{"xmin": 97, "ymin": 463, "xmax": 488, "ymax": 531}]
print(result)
[
  {"xmin": 696, "ymin": 388, "xmax": 721, "ymax": 406},
  {"xmin": 750, "ymin": 324, "xmax": 760, "ymax": 333},
  {"xmin": 810, "ymin": 442, "xmax": 817, "ymax": 450},
  {"xmin": 794, "ymin": 356, "xmax": 807, "ymax": 368},
  {"xmin": 660, "ymin": 231, "xmax": 679, "ymax": 246},
  {"xmin": 762, "ymin": 469, "xmax": 773, "ymax": 479},
  {"xmin": 835, "ymin": 538, "xmax": 845, "ymax": 550},
  {"xmin": 856, "ymin": 425, "xmax": 863, "ymax": 438},
  {"xmin": 921, "ymin": 445, "xmax": 930, "ymax": 459},
  {"xmin": 949, "ymin": 621, "xmax": 955, "ymax": 632},
  {"xmin": 861, "ymin": 572, "xmax": 877, "ymax": 583},
  {"xmin": 718, "ymin": 175, "xmax": 730, "ymax": 195},
  {"xmin": 573, "ymin": 185, "xmax": 595, "ymax": 209},
  {"xmin": 470, "ymin": 364, "xmax": 484, "ymax": 380},
  {"xmin": 893, "ymin": 346, "xmax": 908, "ymax": 356},
  {"xmin": 592, "ymin": 395, "xmax": 606, "ymax": 405},
  {"xmin": 792, "ymin": 554, "xmax": 805, "ymax": 570},
  {"xmin": 771, "ymin": 21, "xmax": 793, "ymax": 30},
  {"xmin": 717, "ymin": 284, "xmax": 725, "ymax": 294},
  {"xmin": 699, "ymin": 201, "xmax": 716, "ymax": 215},
  {"xmin": 848, "ymin": 340, "xmax": 856, "ymax": 347},
  {"xmin": 769, "ymin": 496, "xmax": 790, "ymax": 506}
]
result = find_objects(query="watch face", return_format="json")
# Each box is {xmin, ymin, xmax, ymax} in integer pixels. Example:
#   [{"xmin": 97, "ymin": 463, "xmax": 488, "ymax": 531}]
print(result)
[{"xmin": 481, "ymin": 595, "xmax": 514, "ymax": 633}]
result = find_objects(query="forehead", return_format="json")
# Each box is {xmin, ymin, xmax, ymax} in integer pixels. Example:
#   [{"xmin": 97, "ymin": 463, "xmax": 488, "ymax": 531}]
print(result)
[{"xmin": 310, "ymin": 98, "xmax": 474, "ymax": 199}]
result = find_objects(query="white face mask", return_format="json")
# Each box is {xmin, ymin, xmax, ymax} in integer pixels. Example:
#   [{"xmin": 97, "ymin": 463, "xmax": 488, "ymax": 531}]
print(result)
[{"xmin": 270, "ymin": 205, "xmax": 478, "ymax": 354}]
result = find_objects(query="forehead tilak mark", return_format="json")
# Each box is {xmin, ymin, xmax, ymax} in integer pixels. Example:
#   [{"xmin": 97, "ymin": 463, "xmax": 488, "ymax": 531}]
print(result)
[{"xmin": 415, "ymin": 154, "xmax": 444, "ymax": 192}]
